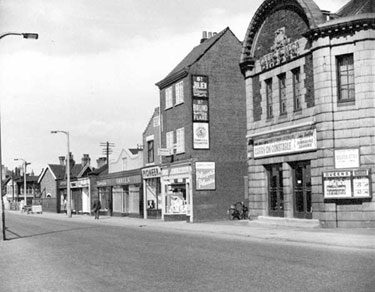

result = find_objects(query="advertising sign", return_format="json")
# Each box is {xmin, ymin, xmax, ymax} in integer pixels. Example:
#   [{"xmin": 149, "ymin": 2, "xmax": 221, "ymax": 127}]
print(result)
[
  {"xmin": 142, "ymin": 166, "xmax": 161, "ymax": 179},
  {"xmin": 323, "ymin": 169, "xmax": 371, "ymax": 199},
  {"xmin": 193, "ymin": 123, "xmax": 209, "ymax": 149},
  {"xmin": 195, "ymin": 162, "xmax": 215, "ymax": 190},
  {"xmin": 193, "ymin": 99, "xmax": 209, "ymax": 122},
  {"xmin": 192, "ymin": 75, "xmax": 208, "ymax": 98},
  {"xmin": 253, "ymin": 129, "xmax": 317, "ymax": 158},
  {"xmin": 334, "ymin": 148, "xmax": 359, "ymax": 169}
]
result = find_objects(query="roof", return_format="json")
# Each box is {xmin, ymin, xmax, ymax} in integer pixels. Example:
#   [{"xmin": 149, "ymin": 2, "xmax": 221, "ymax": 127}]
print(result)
[
  {"xmin": 156, "ymin": 27, "xmax": 236, "ymax": 88},
  {"xmin": 89, "ymin": 164, "xmax": 108, "ymax": 176},
  {"xmin": 142, "ymin": 107, "xmax": 159, "ymax": 136},
  {"xmin": 128, "ymin": 148, "xmax": 142, "ymax": 155},
  {"xmin": 47, "ymin": 164, "xmax": 66, "ymax": 180},
  {"xmin": 336, "ymin": 0, "xmax": 375, "ymax": 16}
]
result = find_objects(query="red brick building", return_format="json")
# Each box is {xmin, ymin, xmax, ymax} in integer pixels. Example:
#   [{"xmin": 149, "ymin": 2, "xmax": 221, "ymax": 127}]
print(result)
[
  {"xmin": 240, "ymin": 0, "xmax": 375, "ymax": 227},
  {"xmin": 156, "ymin": 28, "xmax": 247, "ymax": 222}
]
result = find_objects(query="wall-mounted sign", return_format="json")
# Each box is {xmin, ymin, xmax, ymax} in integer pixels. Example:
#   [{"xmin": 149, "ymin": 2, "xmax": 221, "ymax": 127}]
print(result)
[
  {"xmin": 195, "ymin": 162, "xmax": 215, "ymax": 190},
  {"xmin": 253, "ymin": 129, "xmax": 316, "ymax": 158},
  {"xmin": 96, "ymin": 175, "xmax": 141, "ymax": 187},
  {"xmin": 142, "ymin": 166, "xmax": 161, "ymax": 179},
  {"xmin": 193, "ymin": 99, "xmax": 209, "ymax": 122},
  {"xmin": 158, "ymin": 148, "xmax": 172, "ymax": 156},
  {"xmin": 193, "ymin": 123, "xmax": 209, "ymax": 149},
  {"xmin": 192, "ymin": 75, "xmax": 208, "ymax": 98},
  {"xmin": 335, "ymin": 148, "xmax": 359, "ymax": 169},
  {"xmin": 323, "ymin": 169, "xmax": 371, "ymax": 199}
]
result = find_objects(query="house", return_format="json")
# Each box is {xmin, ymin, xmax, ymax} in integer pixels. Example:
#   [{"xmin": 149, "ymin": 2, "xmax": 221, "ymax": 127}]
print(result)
[
  {"xmin": 155, "ymin": 28, "xmax": 247, "ymax": 222},
  {"xmin": 240, "ymin": 0, "xmax": 375, "ymax": 227}
]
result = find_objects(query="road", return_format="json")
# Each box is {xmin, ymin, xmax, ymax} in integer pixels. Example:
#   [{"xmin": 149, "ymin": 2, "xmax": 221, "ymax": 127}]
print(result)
[{"xmin": 1, "ymin": 213, "xmax": 375, "ymax": 292}]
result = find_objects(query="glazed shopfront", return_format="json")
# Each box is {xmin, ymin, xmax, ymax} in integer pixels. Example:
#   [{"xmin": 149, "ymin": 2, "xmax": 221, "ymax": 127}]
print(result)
[
  {"xmin": 161, "ymin": 162, "xmax": 192, "ymax": 222},
  {"xmin": 96, "ymin": 169, "xmax": 143, "ymax": 217},
  {"xmin": 142, "ymin": 166, "xmax": 162, "ymax": 219}
]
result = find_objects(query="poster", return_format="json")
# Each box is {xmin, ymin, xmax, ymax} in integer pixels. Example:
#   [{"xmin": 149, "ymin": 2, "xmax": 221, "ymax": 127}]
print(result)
[
  {"xmin": 193, "ymin": 99, "xmax": 209, "ymax": 122},
  {"xmin": 196, "ymin": 162, "xmax": 215, "ymax": 190},
  {"xmin": 193, "ymin": 123, "xmax": 209, "ymax": 149},
  {"xmin": 192, "ymin": 75, "xmax": 208, "ymax": 98}
]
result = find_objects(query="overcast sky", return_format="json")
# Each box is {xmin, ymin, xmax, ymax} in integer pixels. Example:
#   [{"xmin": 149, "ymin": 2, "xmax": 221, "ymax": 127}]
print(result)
[{"xmin": 0, "ymin": 0, "xmax": 347, "ymax": 174}]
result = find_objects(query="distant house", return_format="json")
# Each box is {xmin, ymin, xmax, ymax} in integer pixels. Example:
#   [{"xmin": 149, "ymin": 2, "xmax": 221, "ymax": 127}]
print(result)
[{"xmin": 5, "ymin": 172, "xmax": 39, "ymax": 206}]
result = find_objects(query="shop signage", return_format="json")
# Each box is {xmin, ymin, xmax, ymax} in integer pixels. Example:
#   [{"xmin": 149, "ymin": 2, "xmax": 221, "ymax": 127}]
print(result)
[
  {"xmin": 71, "ymin": 179, "xmax": 89, "ymax": 188},
  {"xmin": 96, "ymin": 175, "xmax": 141, "ymax": 187},
  {"xmin": 158, "ymin": 148, "xmax": 172, "ymax": 156},
  {"xmin": 193, "ymin": 99, "xmax": 209, "ymax": 122},
  {"xmin": 192, "ymin": 75, "xmax": 208, "ymax": 98},
  {"xmin": 193, "ymin": 123, "xmax": 210, "ymax": 149},
  {"xmin": 334, "ymin": 148, "xmax": 359, "ymax": 169},
  {"xmin": 195, "ymin": 162, "xmax": 215, "ymax": 190},
  {"xmin": 259, "ymin": 27, "xmax": 304, "ymax": 71},
  {"xmin": 142, "ymin": 166, "xmax": 161, "ymax": 179},
  {"xmin": 323, "ymin": 169, "xmax": 371, "ymax": 199},
  {"xmin": 253, "ymin": 129, "xmax": 316, "ymax": 158}
]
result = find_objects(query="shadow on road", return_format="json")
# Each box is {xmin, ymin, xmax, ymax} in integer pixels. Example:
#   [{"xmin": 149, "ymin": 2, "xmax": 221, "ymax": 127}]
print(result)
[{"xmin": 4, "ymin": 226, "xmax": 99, "ymax": 241}]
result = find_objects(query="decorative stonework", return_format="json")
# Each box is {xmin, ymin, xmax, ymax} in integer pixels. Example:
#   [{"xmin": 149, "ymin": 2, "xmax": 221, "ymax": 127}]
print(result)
[{"xmin": 260, "ymin": 27, "xmax": 301, "ymax": 71}]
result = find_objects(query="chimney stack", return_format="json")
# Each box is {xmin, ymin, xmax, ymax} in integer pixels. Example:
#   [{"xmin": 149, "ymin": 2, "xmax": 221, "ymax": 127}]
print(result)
[
  {"xmin": 58, "ymin": 156, "xmax": 65, "ymax": 165},
  {"xmin": 96, "ymin": 157, "xmax": 107, "ymax": 168},
  {"xmin": 81, "ymin": 154, "xmax": 91, "ymax": 166},
  {"xmin": 200, "ymin": 31, "xmax": 208, "ymax": 43}
]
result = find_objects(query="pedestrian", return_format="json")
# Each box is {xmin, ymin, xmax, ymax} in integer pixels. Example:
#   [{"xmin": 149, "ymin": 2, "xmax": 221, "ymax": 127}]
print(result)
[
  {"xmin": 241, "ymin": 201, "xmax": 249, "ymax": 220},
  {"xmin": 92, "ymin": 199, "xmax": 101, "ymax": 220}
]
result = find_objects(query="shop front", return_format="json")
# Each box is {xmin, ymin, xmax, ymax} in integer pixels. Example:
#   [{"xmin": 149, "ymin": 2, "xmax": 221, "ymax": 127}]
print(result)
[
  {"xmin": 249, "ymin": 126, "xmax": 317, "ymax": 220},
  {"xmin": 70, "ymin": 178, "xmax": 90, "ymax": 214},
  {"xmin": 161, "ymin": 162, "xmax": 192, "ymax": 222},
  {"xmin": 96, "ymin": 170, "xmax": 143, "ymax": 217},
  {"xmin": 142, "ymin": 166, "xmax": 162, "ymax": 219}
]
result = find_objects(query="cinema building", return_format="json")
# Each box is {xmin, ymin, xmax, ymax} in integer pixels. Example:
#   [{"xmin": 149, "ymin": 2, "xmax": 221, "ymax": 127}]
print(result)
[{"xmin": 240, "ymin": 0, "xmax": 375, "ymax": 227}]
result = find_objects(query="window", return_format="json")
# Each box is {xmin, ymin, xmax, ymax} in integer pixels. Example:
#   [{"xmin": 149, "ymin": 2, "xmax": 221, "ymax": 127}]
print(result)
[
  {"xmin": 337, "ymin": 54, "xmax": 355, "ymax": 102},
  {"xmin": 165, "ymin": 86, "xmax": 173, "ymax": 109},
  {"xmin": 278, "ymin": 73, "xmax": 286, "ymax": 115},
  {"xmin": 175, "ymin": 81, "xmax": 184, "ymax": 105},
  {"xmin": 176, "ymin": 127, "xmax": 185, "ymax": 154},
  {"xmin": 292, "ymin": 68, "xmax": 301, "ymax": 111},
  {"xmin": 147, "ymin": 140, "xmax": 154, "ymax": 163},
  {"xmin": 266, "ymin": 78, "xmax": 273, "ymax": 118},
  {"xmin": 166, "ymin": 131, "xmax": 174, "ymax": 153}
]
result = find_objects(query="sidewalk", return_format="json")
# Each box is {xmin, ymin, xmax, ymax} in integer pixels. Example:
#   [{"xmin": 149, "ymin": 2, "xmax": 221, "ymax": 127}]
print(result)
[{"xmin": 7, "ymin": 210, "xmax": 375, "ymax": 250}]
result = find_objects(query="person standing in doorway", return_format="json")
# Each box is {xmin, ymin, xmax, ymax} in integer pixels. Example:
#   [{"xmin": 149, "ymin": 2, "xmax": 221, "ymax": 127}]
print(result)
[{"xmin": 92, "ymin": 199, "xmax": 101, "ymax": 220}]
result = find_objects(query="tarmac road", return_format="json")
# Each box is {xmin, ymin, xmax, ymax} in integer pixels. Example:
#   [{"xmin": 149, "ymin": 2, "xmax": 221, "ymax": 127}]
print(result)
[{"xmin": 1, "ymin": 212, "xmax": 375, "ymax": 292}]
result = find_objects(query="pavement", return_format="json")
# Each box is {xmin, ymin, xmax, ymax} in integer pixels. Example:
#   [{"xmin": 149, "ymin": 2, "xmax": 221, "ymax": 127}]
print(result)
[{"xmin": 5, "ymin": 210, "xmax": 375, "ymax": 250}]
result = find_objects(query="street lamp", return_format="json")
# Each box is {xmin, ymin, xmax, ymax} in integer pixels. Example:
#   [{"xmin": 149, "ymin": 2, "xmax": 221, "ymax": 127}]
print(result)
[
  {"xmin": 14, "ymin": 158, "xmax": 30, "ymax": 208},
  {"xmin": 51, "ymin": 130, "xmax": 71, "ymax": 218},
  {"xmin": 0, "ymin": 31, "xmax": 38, "ymax": 240}
]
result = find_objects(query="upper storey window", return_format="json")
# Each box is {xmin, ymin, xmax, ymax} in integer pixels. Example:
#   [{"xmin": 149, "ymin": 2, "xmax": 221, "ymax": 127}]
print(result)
[
  {"xmin": 165, "ymin": 86, "xmax": 173, "ymax": 109},
  {"xmin": 292, "ymin": 67, "xmax": 301, "ymax": 111},
  {"xmin": 278, "ymin": 73, "xmax": 286, "ymax": 115},
  {"xmin": 337, "ymin": 54, "xmax": 355, "ymax": 102},
  {"xmin": 266, "ymin": 78, "xmax": 273, "ymax": 118},
  {"xmin": 175, "ymin": 81, "xmax": 184, "ymax": 105}
]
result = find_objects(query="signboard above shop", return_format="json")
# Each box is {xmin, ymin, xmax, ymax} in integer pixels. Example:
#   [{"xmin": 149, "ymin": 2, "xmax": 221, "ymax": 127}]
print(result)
[{"xmin": 253, "ymin": 129, "xmax": 317, "ymax": 158}]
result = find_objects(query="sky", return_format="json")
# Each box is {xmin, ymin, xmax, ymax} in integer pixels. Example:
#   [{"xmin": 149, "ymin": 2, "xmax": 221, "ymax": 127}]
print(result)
[{"xmin": 0, "ymin": 0, "xmax": 347, "ymax": 175}]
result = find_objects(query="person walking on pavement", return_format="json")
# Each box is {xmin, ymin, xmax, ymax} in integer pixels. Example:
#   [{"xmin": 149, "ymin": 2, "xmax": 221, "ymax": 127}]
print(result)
[{"xmin": 92, "ymin": 199, "xmax": 101, "ymax": 220}]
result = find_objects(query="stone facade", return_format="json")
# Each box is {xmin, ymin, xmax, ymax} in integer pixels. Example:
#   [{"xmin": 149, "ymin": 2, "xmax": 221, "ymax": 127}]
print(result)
[{"xmin": 240, "ymin": 0, "xmax": 375, "ymax": 227}]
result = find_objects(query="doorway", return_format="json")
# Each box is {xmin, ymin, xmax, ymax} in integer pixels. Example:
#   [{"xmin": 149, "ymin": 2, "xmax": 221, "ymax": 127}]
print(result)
[
  {"xmin": 292, "ymin": 161, "xmax": 312, "ymax": 219},
  {"xmin": 266, "ymin": 164, "xmax": 284, "ymax": 217}
]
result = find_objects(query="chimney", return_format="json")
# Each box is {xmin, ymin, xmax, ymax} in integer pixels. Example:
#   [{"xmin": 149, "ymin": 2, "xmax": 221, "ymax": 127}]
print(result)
[
  {"xmin": 69, "ymin": 152, "xmax": 75, "ymax": 169},
  {"xmin": 96, "ymin": 157, "xmax": 107, "ymax": 168},
  {"xmin": 208, "ymin": 32, "xmax": 213, "ymax": 38},
  {"xmin": 58, "ymin": 156, "xmax": 65, "ymax": 165},
  {"xmin": 200, "ymin": 31, "xmax": 208, "ymax": 43},
  {"xmin": 81, "ymin": 154, "xmax": 91, "ymax": 166}
]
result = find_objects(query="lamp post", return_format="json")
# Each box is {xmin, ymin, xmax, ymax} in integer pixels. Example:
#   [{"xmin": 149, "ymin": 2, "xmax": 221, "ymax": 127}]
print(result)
[
  {"xmin": 14, "ymin": 158, "xmax": 30, "ymax": 207},
  {"xmin": 51, "ymin": 130, "xmax": 71, "ymax": 218},
  {"xmin": 0, "ymin": 31, "xmax": 38, "ymax": 240}
]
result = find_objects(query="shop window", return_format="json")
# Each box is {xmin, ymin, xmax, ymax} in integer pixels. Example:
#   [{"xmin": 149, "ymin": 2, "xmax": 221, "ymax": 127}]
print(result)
[
  {"xmin": 166, "ymin": 185, "xmax": 187, "ymax": 214},
  {"xmin": 165, "ymin": 86, "xmax": 173, "ymax": 109},
  {"xmin": 265, "ymin": 78, "xmax": 273, "ymax": 118},
  {"xmin": 176, "ymin": 127, "xmax": 185, "ymax": 154},
  {"xmin": 147, "ymin": 140, "xmax": 154, "ymax": 163},
  {"xmin": 278, "ymin": 73, "xmax": 286, "ymax": 115},
  {"xmin": 292, "ymin": 67, "xmax": 301, "ymax": 111},
  {"xmin": 175, "ymin": 80, "xmax": 184, "ymax": 105},
  {"xmin": 337, "ymin": 54, "xmax": 355, "ymax": 102}
]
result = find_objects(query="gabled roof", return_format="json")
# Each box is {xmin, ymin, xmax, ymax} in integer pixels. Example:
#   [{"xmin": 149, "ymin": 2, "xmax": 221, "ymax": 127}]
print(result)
[
  {"xmin": 77, "ymin": 163, "xmax": 93, "ymax": 178},
  {"xmin": 142, "ymin": 107, "xmax": 159, "ymax": 136},
  {"xmin": 336, "ymin": 0, "xmax": 375, "ymax": 17},
  {"xmin": 89, "ymin": 164, "xmax": 108, "ymax": 176},
  {"xmin": 38, "ymin": 164, "xmax": 66, "ymax": 183},
  {"xmin": 156, "ymin": 27, "xmax": 237, "ymax": 89}
]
